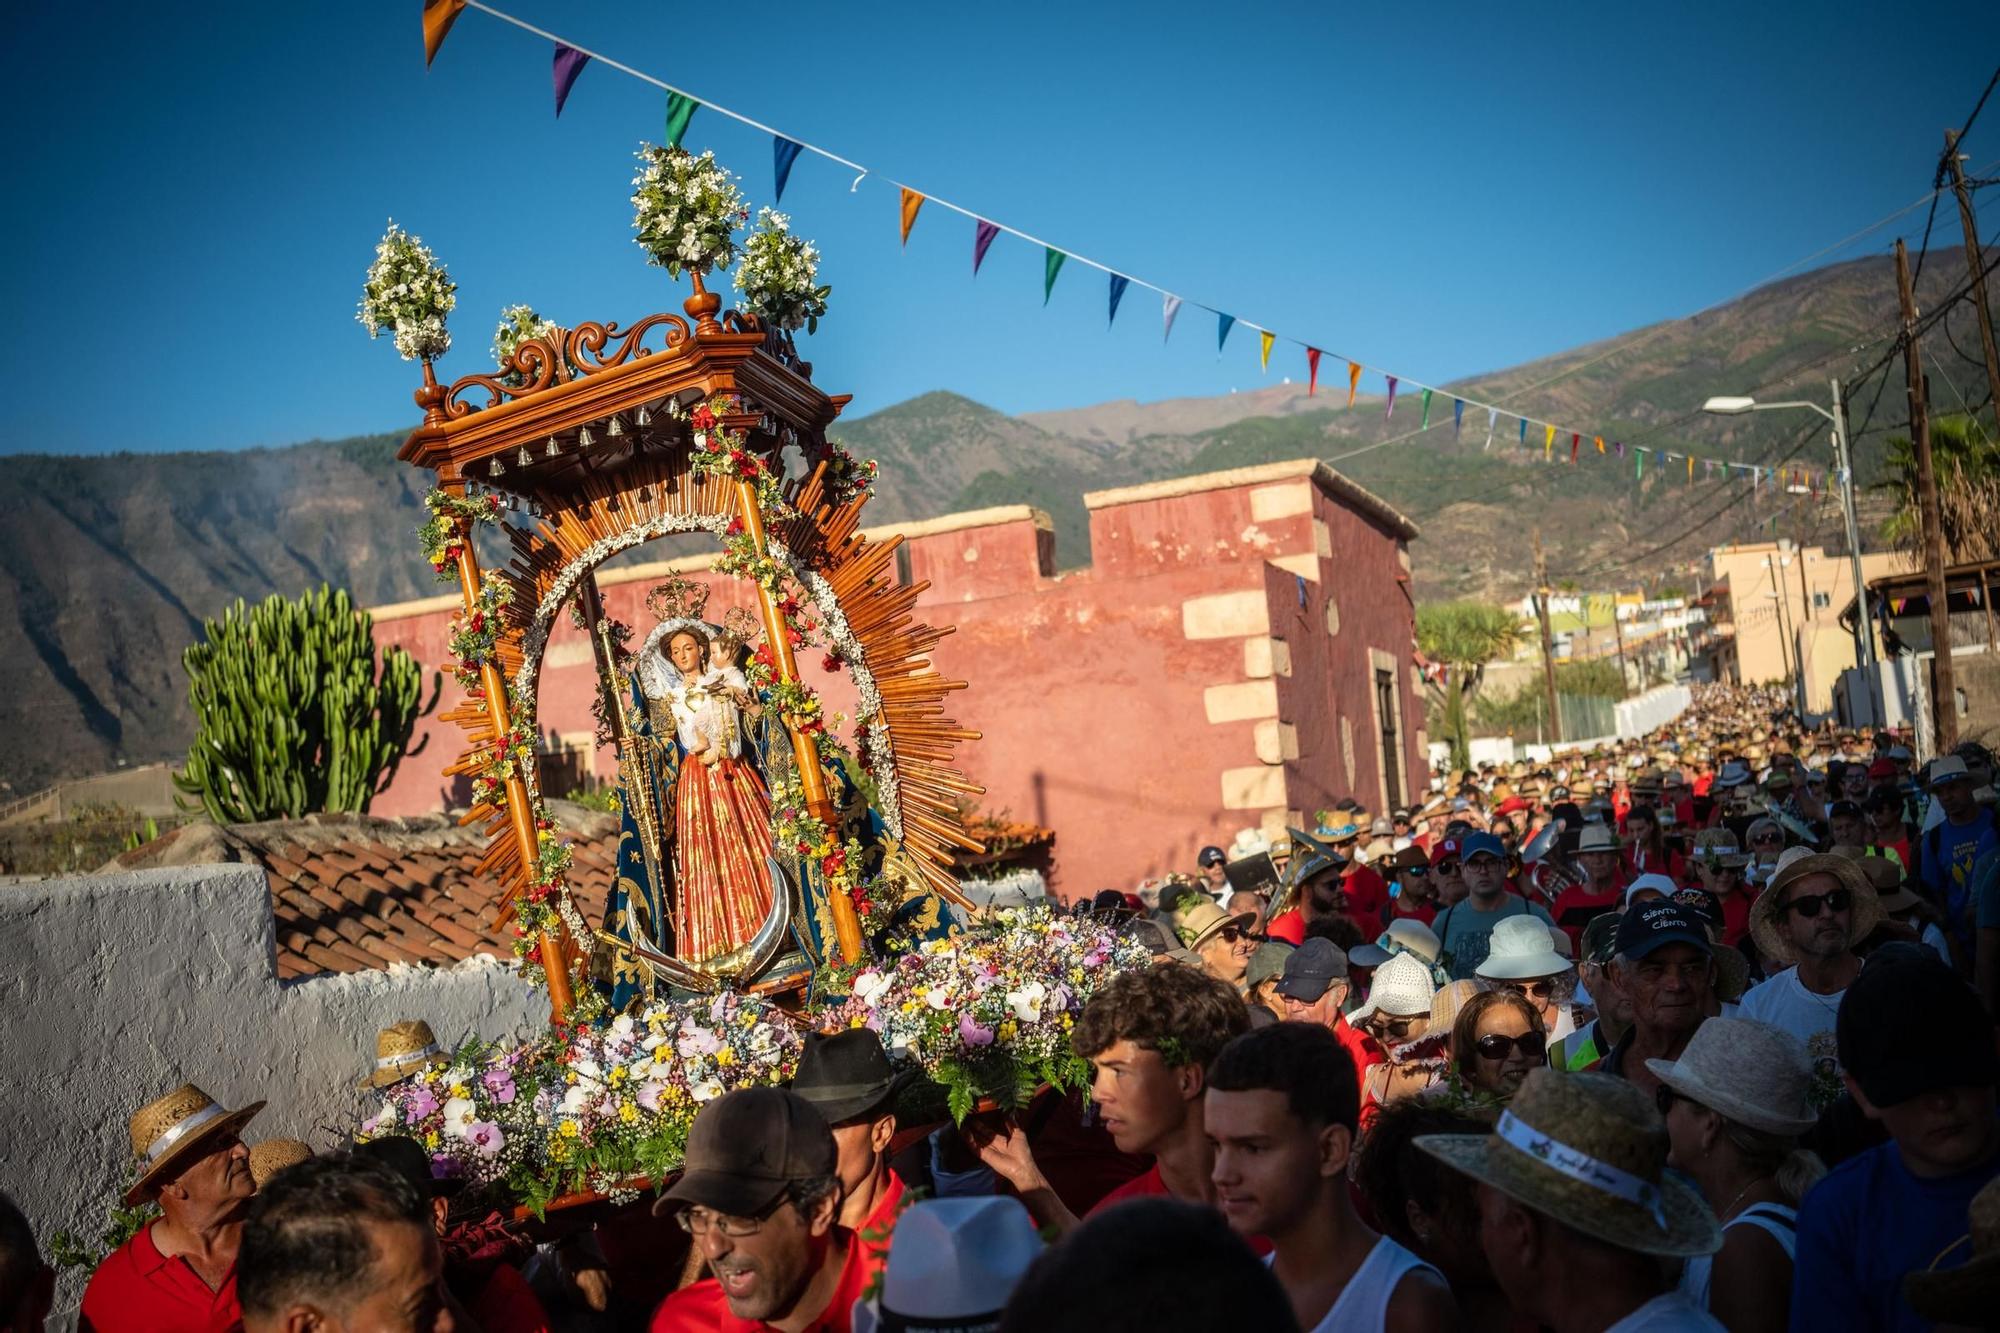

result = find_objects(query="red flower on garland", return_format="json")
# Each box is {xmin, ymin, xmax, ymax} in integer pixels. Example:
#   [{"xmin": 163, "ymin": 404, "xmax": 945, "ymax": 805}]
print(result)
[
  {"xmin": 822, "ymin": 652, "xmax": 844, "ymax": 673},
  {"xmin": 725, "ymin": 516, "xmax": 745, "ymax": 537},
  {"xmin": 691, "ymin": 404, "xmax": 716, "ymax": 431}
]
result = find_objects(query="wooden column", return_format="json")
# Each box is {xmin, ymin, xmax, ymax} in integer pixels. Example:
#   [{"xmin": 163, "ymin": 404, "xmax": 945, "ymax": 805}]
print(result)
[
  {"xmin": 1981, "ymin": 568, "xmax": 1997, "ymax": 654},
  {"xmin": 451, "ymin": 509, "xmax": 574, "ymax": 1021},
  {"xmin": 730, "ymin": 476, "xmax": 865, "ymax": 966}
]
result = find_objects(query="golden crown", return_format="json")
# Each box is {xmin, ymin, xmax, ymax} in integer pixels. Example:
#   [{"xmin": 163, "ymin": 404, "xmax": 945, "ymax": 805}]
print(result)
[{"xmin": 645, "ymin": 573, "xmax": 711, "ymax": 624}]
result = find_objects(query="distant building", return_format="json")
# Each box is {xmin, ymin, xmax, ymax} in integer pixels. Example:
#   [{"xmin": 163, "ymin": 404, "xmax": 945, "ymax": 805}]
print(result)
[
  {"xmin": 367, "ymin": 459, "xmax": 1426, "ymax": 895},
  {"xmin": 1690, "ymin": 540, "xmax": 1913, "ymax": 712}
]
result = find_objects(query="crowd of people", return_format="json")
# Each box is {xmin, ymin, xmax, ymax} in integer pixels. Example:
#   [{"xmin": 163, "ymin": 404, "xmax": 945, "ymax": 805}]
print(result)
[{"xmin": 5, "ymin": 684, "xmax": 1999, "ymax": 1332}]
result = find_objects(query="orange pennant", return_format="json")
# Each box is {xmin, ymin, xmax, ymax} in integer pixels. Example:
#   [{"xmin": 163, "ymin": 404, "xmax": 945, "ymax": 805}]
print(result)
[
  {"xmin": 899, "ymin": 188, "xmax": 925, "ymax": 246},
  {"xmin": 1594, "ymin": 435, "xmax": 1605, "ymax": 454},
  {"xmin": 1347, "ymin": 361, "xmax": 1362, "ymax": 407},
  {"xmin": 423, "ymin": 0, "xmax": 467, "ymax": 67}
]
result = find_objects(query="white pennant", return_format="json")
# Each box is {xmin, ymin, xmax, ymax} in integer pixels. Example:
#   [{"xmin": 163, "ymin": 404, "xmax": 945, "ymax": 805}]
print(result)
[{"xmin": 1162, "ymin": 293, "xmax": 1182, "ymax": 343}]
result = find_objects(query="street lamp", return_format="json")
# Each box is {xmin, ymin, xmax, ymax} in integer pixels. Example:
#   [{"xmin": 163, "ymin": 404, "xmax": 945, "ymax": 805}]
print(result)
[{"xmin": 1703, "ymin": 379, "xmax": 1880, "ymax": 722}]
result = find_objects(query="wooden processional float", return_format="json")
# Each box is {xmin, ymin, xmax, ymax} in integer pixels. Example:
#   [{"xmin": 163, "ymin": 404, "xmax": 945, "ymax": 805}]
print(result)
[{"xmin": 396, "ymin": 274, "xmax": 984, "ymax": 1021}]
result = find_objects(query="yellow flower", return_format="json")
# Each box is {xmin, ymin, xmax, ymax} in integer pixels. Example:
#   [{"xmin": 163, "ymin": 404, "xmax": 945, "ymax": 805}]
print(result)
[
  {"xmin": 560, "ymin": 1120, "xmax": 581, "ymax": 1139},
  {"xmin": 566, "ymin": 1071, "xmax": 578, "ymax": 1084},
  {"xmin": 551, "ymin": 1141, "xmax": 571, "ymax": 1163},
  {"xmin": 423, "ymin": 1131, "xmax": 440, "ymax": 1149},
  {"xmin": 619, "ymin": 1100, "xmax": 639, "ymax": 1124},
  {"xmin": 609, "ymin": 1066, "xmax": 627, "ymax": 1085},
  {"xmin": 999, "ymin": 1021, "xmax": 1019, "ymax": 1042},
  {"xmin": 449, "ymin": 1083, "xmax": 469, "ymax": 1099},
  {"xmin": 715, "ymin": 1047, "xmax": 735, "ymax": 1068}
]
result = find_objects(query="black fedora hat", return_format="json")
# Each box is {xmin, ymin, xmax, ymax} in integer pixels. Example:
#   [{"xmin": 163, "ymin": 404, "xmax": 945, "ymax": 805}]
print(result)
[{"xmin": 791, "ymin": 1028, "xmax": 907, "ymax": 1124}]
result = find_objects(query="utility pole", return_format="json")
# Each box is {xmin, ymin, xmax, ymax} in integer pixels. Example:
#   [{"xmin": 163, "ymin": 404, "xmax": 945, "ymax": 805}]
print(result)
[
  {"xmin": 1828, "ymin": 378, "xmax": 1879, "ymax": 722},
  {"xmin": 1533, "ymin": 527, "xmax": 1562, "ymax": 744},
  {"xmin": 1944, "ymin": 130, "xmax": 2000, "ymax": 431},
  {"xmin": 1611, "ymin": 593, "xmax": 1630, "ymax": 693},
  {"xmin": 1896, "ymin": 237, "xmax": 1959, "ymax": 751}
]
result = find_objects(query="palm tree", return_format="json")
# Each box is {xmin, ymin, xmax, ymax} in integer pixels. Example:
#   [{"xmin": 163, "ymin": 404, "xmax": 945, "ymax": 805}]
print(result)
[
  {"xmin": 1873, "ymin": 413, "xmax": 1999, "ymax": 564},
  {"xmin": 1416, "ymin": 601, "xmax": 1525, "ymax": 770}
]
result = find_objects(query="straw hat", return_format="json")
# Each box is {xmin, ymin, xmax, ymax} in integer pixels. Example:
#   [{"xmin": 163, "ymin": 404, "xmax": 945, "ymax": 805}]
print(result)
[
  {"xmin": 1175, "ymin": 899, "xmax": 1256, "ymax": 952},
  {"xmin": 1417, "ymin": 1070, "xmax": 1721, "ymax": 1259},
  {"xmin": 1351, "ymin": 952, "xmax": 1438, "ymax": 1023},
  {"xmin": 1477, "ymin": 915, "xmax": 1571, "ymax": 981},
  {"xmin": 1690, "ymin": 829, "xmax": 1750, "ymax": 869},
  {"xmin": 363, "ymin": 1020, "xmax": 451, "ymax": 1089},
  {"xmin": 124, "ymin": 1083, "xmax": 266, "ymax": 1206},
  {"xmin": 1859, "ymin": 855, "xmax": 1921, "ymax": 912},
  {"xmin": 1643, "ymin": 1017, "xmax": 1818, "ymax": 1136},
  {"xmin": 1749, "ymin": 849, "xmax": 1882, "ymax": 964},
  {"xmin": 1430, "ymin": 978, "xmax": 1482, "ymax": 1030},
  {"xmin": 1903, "ymin": 1175, "xmax": 2000, "ymax": 1322},
  {"xmin": 1576, "ymin": 824, "xmax": 1622, "ymax": 854},
  {"xmin": 247, "ymin": 1138, "xmax": 313, "ymax": 1189}
]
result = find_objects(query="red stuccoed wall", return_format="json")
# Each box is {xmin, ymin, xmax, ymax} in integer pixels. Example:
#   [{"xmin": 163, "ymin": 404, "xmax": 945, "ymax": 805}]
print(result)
[{"xmin": 368, "ymin": 459, "xmax": 1424, "ymax": 898}]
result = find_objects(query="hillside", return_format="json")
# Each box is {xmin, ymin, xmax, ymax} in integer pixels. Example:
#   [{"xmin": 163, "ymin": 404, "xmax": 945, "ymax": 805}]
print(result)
[{"xmin": 0, "ymin": 251, "xmax": 1975, "ymax": 795}]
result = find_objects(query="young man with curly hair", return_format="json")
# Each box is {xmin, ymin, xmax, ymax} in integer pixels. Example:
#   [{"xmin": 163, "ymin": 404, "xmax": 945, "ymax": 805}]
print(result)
[{"xmin": 977, "ymin": 963, "xmax": 1250, "ymax": 1237}]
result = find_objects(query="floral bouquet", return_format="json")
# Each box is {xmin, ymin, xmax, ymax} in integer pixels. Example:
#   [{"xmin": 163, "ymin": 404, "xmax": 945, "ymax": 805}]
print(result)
[
  {"xmin": 733, "ymin": 208, "xmax": 830, "ymax": 334},
  {"xmin": 819, "ymin": 904, "xmax": 1152, "ymax": 1122},
  {"xmin": 357, "ymin": 221, "xmax": 456, "ymax": 361},
  {"xmin": 359, "ymin": 991, "xmax": 804, "ymax": 1214},
  {"xmin": 631, "ymin": 144, "xmax": 748, "ymax": 279}
]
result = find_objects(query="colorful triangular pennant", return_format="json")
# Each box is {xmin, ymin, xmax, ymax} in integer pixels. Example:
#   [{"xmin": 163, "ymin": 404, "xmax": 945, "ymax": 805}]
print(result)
[
  {"xmin": 1108, "ymin": 274, "xmax": 1129, "ymax": 327},
  {"xmin": 973, "ymin": 219, "xmax": 999, "ymax": 274},
  {"xmin": 1307, "ymin": 347, "xmax": 1322, "ymax": 395},
  {"xmin": 665, "ymin": 91, "xmax": 699, "ymax": 148},
  {"xmin": 1163, "ymin": 293, "xmax": 1182, "ymax": 341},
  {"xmin": 423, "ymin": 0, "xmax": 467, "ymax": 67},
  {"xmin": 1347, "ymin": 362, "xmax": 1362, "ymax": 408},
  {"xmin": 1385, "ymin": 376, "xmax": 1399, "ymax": 419},
  {"xmin": 1259, "ymin": 330, "xmax": 1274, "ymax": 372},
  {"xmin": 553, "ymin": 45, "xmax": 590, "ymax": 117},
  {"xmin": 773, "ymin": 137, "xmax": 804, "ymax": 202},
  {"xmin": 1043, "ymin": 247, "xmax": 1066, "ymax": 304},
  {"xmin": 900, "ymin": 189, "xmax": 925, "ymax": 246},
  {"xmin": 1217, "ymin": 312, "xmax": 1236, "ymax": 351}
]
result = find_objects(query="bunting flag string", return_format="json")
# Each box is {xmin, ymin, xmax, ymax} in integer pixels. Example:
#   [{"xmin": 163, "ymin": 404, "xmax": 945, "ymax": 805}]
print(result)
[
  {"xmin": 429, "ymin": 1, "xmax": 1838, "ymax": 502},
  {"xmin": 973, "ymin": 219, "xmax": 1000, "ymax": 275},
  {"xmin": 772, "ymin": 136, "xmax": 804, "ymax": 201},
  {"xmin": 552, "ymin": 44, "xmax": 589, "ymax": 116},
  {"xmin": 665, "ymin": 90, "xmax": 699, "ymax": 148}
]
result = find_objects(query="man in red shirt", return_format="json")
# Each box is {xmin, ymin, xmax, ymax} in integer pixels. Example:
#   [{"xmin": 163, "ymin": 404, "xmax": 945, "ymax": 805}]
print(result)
[
  {"xmin": 651, "ymin": 1089, "xmax": 876, "ymax": 1333},
  {"xmin": 787, "ymin": 1030, "xmax": 908, "ymax": 1263},
  {"xmin": 81, "ymin": 1083, "xmax": 264, "ymax": 1333},
  {"xmin": 1551, "ymin": 824, "xmax": 1625, "ymax": 955},
  {"xmin": 975, "ymin": 964, "xmax": 1250, "ymax": 1235},
  {"xmin": 1264, "ymin": 828, "xmax": 1348, "ymax": 946},
  {"xmin": 1273, "ymin": 938, "xmax": 1383, "ymax": 1101}
]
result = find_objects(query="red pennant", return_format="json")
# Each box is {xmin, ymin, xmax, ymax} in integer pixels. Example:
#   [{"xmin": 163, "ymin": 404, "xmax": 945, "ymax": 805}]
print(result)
[
  {"xmin": 1306, "ymin": 348, "xmax": 1322, "ymax": 396},
  {"xmin": 1569, "ymin": 432, "xmax": 1580, "ymax": 463}
]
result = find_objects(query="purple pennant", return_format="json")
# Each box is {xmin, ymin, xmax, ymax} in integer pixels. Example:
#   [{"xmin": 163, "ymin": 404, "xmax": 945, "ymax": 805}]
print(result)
[
  {"xmin": 972, "ymin": 219, "xmax": 1000, "ymax": 275},
  {"xmin": 552, "ymin": 44, "xmax": 590, "ymax": 117},
  {"xmin": 773, "ymin": 137, "xmax": 803, "ymax": 201},
  {"xmin": 1384, "ymin": 376, "xmax": 1399, "ymax": 419}
]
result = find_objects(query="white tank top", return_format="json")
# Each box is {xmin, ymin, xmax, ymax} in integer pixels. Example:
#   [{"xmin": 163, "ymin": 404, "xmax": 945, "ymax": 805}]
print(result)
[
  {"xmin": 1676, "ymin": 1203, "xmax": 1797, "ymax": 1310},
  {"xmin": 1272, "ymin": 1236, "xmax": 1441, "ymax": 1332}
]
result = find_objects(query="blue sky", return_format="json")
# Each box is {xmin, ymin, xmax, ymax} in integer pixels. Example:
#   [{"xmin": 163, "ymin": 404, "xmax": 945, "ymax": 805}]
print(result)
[{"xmin": 6, "ymin": 1, "xmax": 1998, "ymax": 455}]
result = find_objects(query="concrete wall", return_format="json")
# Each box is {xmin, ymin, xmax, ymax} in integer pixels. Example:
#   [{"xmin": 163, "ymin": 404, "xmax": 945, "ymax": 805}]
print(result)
[
  {"xmin": 0, "ymin": 866, "xmax": 544, "ymax": 1326},
  {"xmin": 366, "ymin": 462, "xmax": 1425, "ymax": 897}
]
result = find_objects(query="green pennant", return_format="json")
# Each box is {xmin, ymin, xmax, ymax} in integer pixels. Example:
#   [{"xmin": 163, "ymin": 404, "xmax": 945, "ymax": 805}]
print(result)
[
  {"xmin": 666, "ymin": 92, "xmax": 699, "ymax": 148},
  {"xmin": 1420, "ymin": 388, "xmax": 1433, "ymax": 430},
  {"xmin": 1043, "ymin": 247, "xmax": 1066, "ymax": 304}
]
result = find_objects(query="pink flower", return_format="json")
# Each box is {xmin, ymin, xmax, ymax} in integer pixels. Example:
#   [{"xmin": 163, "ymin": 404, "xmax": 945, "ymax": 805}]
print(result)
[
  {"xmin": 464, "ymin": 1121, "xmax": 505, "ymax": 1158},
  {"xmin": 404, "ymin": 1087, "xmax": 439, "ymax": 1120},
  {"xmin": 958, "ymin": 1015, "xmax": 996, "ymax": 1047},
  {"xmin": 480, "ymin": 1069, "xmax": 517, "ymax": 1104}
]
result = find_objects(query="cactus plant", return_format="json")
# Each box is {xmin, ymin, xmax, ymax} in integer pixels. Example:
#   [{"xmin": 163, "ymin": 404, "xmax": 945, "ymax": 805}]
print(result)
[{"xmin": 172, "ymin": 586, "xmax": 438, "ymax": 823}]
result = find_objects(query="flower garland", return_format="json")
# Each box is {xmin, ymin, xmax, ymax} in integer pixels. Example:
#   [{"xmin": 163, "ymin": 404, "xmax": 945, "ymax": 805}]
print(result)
[
  {"xmin": 446, "ymin": 573, "xmax": 513, "ymax": 691},
  {"xmin": 631, "ymin": 144, "xmax": 747, "ymax": 279},
  {"xmin": 733, "ymin": 208, "xmax": 830, "ymax": 334},
  {"xmin": 359, "ymin": 992, "xmax": 803, "ymax": 1214},
  {"xmin": 821, "ymin": 904, "xmax": 1153, "ymax": 1123},
  {"xmin": 357, "ymin": 222, "xmax": 457, "ymax": 361},
  {"xmin": 814, "ymin": 439, "xmax": 878, "ymax": 509},
  {"xmin": 419, "ymin": 490, "xmax": 503, "ymax": 582}
]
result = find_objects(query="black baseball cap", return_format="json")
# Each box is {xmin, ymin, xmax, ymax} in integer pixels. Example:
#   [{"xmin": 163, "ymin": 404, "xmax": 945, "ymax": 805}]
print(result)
[
  {"xmin": 1613, "ymin": 901, "xmax": 1712, "ymax": 961},
  {"xmin": 1274, "ymin": 937, "xmax": 1349, "ymax": 1002},
  {"xmin": 657, "ymin": 1087, "xmax": 836, "ymax": 1217},
  {"xmin": 1828, "ymin": 800, "xmax": 1863, "ymax": 820},
  {"xmin": 1198, "ymin": 846, "xmax": 1228, "ymax": 868},
  {"xmin": 1839, "ymin": 946, "xmax": 1999, "ymax": 1107}
]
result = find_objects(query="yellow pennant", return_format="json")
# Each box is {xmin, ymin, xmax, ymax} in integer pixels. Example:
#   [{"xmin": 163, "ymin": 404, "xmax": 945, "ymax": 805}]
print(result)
[
  {"xmin": 1259, "ymin": 330, "xmax": 1274, "ymax": 372},
  {"xmin": 1688, "ymin": 454, "xmax": 1695, "ymax": 481},
  {"xmin": 899, "ymin": 188, "xmax": 924, "ymax": 246},
  {"xmin": 1544, "ymin": 424, "xmax": 1556, "ymax": 460},
  {"xmin": 1347, "ymin": 361, "xmax": 1362, "ymax": 407}
]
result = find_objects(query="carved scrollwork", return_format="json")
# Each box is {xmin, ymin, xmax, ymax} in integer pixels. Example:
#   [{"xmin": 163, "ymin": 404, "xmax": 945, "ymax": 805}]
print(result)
[
  {"xmin": 442, "ymin": 313, "xmax": 694, "ymax": 417},
  {"xmin": 719, "ymin": 309, "xmax": 762, "ymax": 335}
]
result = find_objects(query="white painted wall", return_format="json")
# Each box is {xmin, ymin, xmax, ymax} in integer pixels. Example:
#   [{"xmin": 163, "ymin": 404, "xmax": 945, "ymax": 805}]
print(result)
[{"xmin": 0, "ymin": 866, "xmax": 546, "ymax": 1328}]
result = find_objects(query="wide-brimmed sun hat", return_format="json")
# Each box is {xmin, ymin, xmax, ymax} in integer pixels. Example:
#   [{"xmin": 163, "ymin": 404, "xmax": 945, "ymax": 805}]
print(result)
[
  {"xmin": 852, "ymin": 1197, "xmax": 1042, "ymax": 1333},
  {"xmin": 1175, "ymin": 899, "xmax": 1256, "ymax": 952},
  {"xmin": 246, "ymin": 1138, "xmax": 313, "ymax": 1189},
  {"xmin": 1903, "ymin": 1175, "xmax": 2000, "ymax": 1322},
  {"xmin": 1575, "ymin": 823, "xmax": 1622, "ymax": 854},
  {"xmin": 1418, "ymin": 1069, "xmax": 1720, "ymax": 1259},
  {"xmin": 1351, "ymin": 952, "xmax": 1438, "ymax": 1023},
  {"xmin": 1476, "ymin": 915, "xmax": 1571, "ymax": 980},
  {"xmin": 1285, "ymin": 826, "xmax": 1348, "ymax": 888},
  {"xmin": 1749, "ymin": 848, "xmax": 1882, "ymax": 964},
  {"xmin": 1643, "ymin": 1017, "xmax": 1818, "ymax": 1136},
  {"xmin": 125, "ymin": 1083, "xmax": 266, "ymax": 1206},
  {"xmin": 1714, "ymin": 759, "xmax": 1754, "ymax": 788},
  {"xmin": 362, "ymin": 1019, "xmax": 450, "ymax": 1089}
]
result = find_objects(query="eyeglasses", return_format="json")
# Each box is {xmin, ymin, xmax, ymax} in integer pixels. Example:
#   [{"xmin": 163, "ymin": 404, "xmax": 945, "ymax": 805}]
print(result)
[
  {"xmin": 1365, "ymin": 1014, "xmax": 1422, "ymax": 1041},
  {"xmin": 1474, "ymin": 1031, "xmax": 1547, "ymax": 1061},
  {"xmin": 1780, "ymin": 888, "xmax": 1853, "ymax": 919},
  {"xmin": 1502, "ymin": 979, "xmax": 1557, "ymax": 1001},
  {"xmin": 675, "ymin": 1202, "xmax": 782, "ymax": 1238}
]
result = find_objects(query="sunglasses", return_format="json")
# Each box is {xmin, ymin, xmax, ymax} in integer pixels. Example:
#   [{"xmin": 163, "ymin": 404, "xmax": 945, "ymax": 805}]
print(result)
[
  {"xmin": 1654, "ymin": 1084, "xmax": 1694, "ymax": 1117},
  {"xmin": 1502, "ymin": 979, "xmax": 1557, "ymax": 1001},
  {"xmin": 1402, "ymin": 865, "xmax": 1430, "ymax": 877},
  {"xmin": 1214, "ymin": 926, "xmax": 1250, "ymax": 944},
  {"xmin": 1780, "ymin": 888, "xmax": 1853, "ymax": 919},
  {"xmin": 1474, "ymin": 1031, "xmax": 1546, "ymax": 1062},
  {"xmin": 1751, "ymin": 832, "xmax": 1785, "ymax": 846},
  {"xmin": 1435, "ymin": 861, "xmax": 1462, "ymax": 874},
  {"xmin": 1365, "ymin": 1013, "xmax": 1423, "ymax": 1041}
]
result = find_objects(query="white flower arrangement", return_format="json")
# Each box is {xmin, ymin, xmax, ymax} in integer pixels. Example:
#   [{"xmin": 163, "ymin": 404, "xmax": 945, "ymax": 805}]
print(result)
[
  {"xmin": 491, "ymin": 304, "xmax": 559, "ymax": 367},
  {"xmin": 630, "ymin": 144, "xmax": 748, "ymax": 279},
  {"xmin": 733, "ymin": 208, "xmax": 830, "ymax": 333},
  {"xmin": 357, "ymin": 222, "xmax": 457, "ymax": 361}
]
